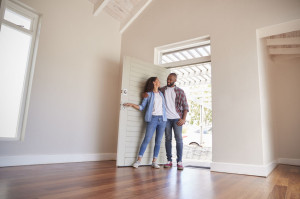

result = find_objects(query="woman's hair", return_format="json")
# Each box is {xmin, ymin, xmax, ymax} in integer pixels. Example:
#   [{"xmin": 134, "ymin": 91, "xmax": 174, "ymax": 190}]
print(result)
[{"xmin": 144, "ymin": 77, "xmax": 157, "ymax": 92}]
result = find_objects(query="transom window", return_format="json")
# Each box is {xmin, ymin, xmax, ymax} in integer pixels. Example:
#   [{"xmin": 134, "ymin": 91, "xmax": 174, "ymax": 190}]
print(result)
[{"xmin": 161, "ymin": 45, "xmax": 211, "ymax": 64}]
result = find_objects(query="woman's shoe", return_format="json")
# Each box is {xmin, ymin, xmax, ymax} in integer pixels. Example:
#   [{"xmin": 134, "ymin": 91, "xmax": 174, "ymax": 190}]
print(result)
[
  {"xmin": 133, "ymin": 161, "xmax": 141, "ymax": 168},
  {"xmin": 152, "ymin": 162, "xmax": 160, "ymax": 169}
]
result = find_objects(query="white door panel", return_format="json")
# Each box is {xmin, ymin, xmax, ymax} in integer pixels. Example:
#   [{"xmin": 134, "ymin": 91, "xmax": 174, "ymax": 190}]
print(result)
[{"xmin": 117, "ymin": 56, "xmax": 169, "ymax": 166}]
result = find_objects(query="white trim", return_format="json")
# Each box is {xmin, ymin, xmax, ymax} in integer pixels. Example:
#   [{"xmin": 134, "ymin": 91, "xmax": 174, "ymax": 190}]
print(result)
[
  {"xmin": 20, "ymin": 14, "xmax": 41, "ymax": 141},
  {"xmin": 154, "ymin": 36, "xmax": 210, "ymax": 65},
  {"xmin": 2, "ymin": 19, "xmax": 32, "ymax": 34},
  {"xmin": 0, "ymin": 153, "xmax": 117, "ymax": 167},
  {"xmin": 257, "ymin": 19, "xmax": 300, "ymax": 39},
  {"xmin": 278, "ymin": 158, "xmax": 300, "ymax": 166},
  {"xmin": 210, "ymin": 161, "xmax": 278, "ymax": 177},
  {"xmin": 120, "ymin": 0, "xmax": 152, "ymax": 34}
]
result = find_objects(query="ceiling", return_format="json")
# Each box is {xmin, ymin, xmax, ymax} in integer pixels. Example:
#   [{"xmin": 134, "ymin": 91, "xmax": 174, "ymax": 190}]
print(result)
[
  {"xmin": 266, "ymin": 30, "xmax": 300, "ymax": 55},
  {"xmin": 88, "ymin": 0, "xmax": 152, "ymax": 33}
]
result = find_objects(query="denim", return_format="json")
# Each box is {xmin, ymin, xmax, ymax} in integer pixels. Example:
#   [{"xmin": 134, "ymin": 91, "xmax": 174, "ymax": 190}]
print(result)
[
  {"xmin": 139, "ymin": 92, "xmax": 167, "ymax": 122},
  {"xmin": 165, "ymin": 119, "xmax": 183, "ymax": 162},
  {"xmin": 138, "ymin": 116, "xmax": 166, "ymax": 158}
]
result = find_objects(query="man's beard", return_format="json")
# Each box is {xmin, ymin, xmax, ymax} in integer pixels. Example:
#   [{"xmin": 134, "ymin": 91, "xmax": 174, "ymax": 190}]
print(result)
[{"xmin": 167, "ymin": 82, "xmax": 175, "ymax": 87}]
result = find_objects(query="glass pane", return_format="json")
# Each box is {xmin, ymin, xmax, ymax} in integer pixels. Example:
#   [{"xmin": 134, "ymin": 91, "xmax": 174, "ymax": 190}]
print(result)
[
  {"xmin": 4, "ymin": 9, "xmax": 31, "ymax": 30},
  {"xmin": 197, "ymin": 47, "xmax": 209, "ymax": 56},
  {"xmin": 0, "ymin": 25, "xmax": 32, "ymax": 138},
  {"xmin": 181, "ymin": 51, "xmax": 193, "ymax": 59},
  {"xmin": 189, "ymin": 49, "xmax": 201, "ymax": 58}
]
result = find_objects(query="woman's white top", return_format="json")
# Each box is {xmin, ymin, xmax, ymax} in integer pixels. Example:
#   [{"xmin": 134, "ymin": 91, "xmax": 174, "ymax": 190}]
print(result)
[{"xmin": 152, "ymin": 92, "xmax": 163, "ymax": 115}]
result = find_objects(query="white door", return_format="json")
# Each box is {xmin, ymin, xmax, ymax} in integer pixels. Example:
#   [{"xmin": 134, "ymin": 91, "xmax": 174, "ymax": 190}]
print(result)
[{"xmin": 117, "ymin": 56, "xmax": 170, "ymax": 167}]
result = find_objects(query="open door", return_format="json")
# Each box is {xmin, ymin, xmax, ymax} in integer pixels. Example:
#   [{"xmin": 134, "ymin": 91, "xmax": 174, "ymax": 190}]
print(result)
[{"xmin": 117, "ymin": 56, "xmax": 170, "ymax": 167}]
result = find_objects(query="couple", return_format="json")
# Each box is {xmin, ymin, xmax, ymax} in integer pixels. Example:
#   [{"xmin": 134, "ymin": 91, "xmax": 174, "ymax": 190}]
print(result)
[{"xmin": 124, "ymin": 73, "xmax": 189, "ymax": 170}]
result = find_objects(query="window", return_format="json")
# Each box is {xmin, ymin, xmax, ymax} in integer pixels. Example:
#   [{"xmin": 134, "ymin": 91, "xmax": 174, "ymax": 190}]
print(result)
[
  {"xmin": 0, "ymin": 0, "xmax": 40, "ymax": 141},
  {"xmin": 154, "ymin": 36, "xmax": 211, "ymax": 66}
]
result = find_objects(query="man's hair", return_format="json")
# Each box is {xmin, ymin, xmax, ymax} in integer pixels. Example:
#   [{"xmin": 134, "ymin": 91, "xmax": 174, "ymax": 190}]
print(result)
[{"xmin": 169, "ymin": 73, "xmax": 177, "ymax": 79}]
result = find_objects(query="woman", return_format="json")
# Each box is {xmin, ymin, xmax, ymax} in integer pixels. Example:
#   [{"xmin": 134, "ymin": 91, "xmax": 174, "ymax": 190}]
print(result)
[{"xmin": 124, "ymin": 77, "xmax": 167, "ymax": 169}]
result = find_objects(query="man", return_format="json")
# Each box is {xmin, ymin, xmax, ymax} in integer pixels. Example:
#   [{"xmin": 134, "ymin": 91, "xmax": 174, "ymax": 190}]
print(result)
[{"xmin": 143, "ymin": 73, "xmax": 189, "ymax": 170}]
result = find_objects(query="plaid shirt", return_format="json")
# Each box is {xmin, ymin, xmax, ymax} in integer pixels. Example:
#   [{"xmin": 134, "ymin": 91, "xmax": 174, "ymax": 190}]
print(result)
[{"xmin": 160, "ymin": 86, "xmax": 189, "ymax": 119}]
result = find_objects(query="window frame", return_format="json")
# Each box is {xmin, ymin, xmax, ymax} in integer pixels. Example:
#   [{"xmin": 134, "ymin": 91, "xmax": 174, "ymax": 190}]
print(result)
[
  {"xmin": 0, "ymin": 0, "xmax": 41, "ymax": 141},
  {"xmin": 154, "ymin": 36, "xmax": 211, "ymax": 68}
]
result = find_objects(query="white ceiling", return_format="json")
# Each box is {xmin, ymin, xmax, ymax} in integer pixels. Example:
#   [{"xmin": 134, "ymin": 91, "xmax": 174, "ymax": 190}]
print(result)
[{"xmin": 88, "ymin": 0, "xmax": 152, "ymax": 33}]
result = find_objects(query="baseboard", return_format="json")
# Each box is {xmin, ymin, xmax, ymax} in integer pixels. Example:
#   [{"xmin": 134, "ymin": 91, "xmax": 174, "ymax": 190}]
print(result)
[
  {"xmin": 210, "ymin": 161, "xmax": 277, "ymax": 177},
  {"xmin": 278, "ymin": 158, "xmax": 300, "ymax": 166},
  {"xmin": 0, "ymin": 153, "xmax": 117, "ymax": 167}
]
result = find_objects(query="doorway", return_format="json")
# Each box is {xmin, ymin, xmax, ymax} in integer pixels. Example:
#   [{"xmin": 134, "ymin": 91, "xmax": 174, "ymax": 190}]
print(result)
[
  {"xmin": 155, "ymin": 36, "xmax": 212, "ymax": 167},
  {"xmin": 170, "ymin": 63, "xmax": 212, "ymax": 167}
]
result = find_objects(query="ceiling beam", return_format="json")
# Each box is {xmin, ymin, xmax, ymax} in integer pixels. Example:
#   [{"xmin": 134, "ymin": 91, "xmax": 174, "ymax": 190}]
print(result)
[
  {"xmin": 269, "ymin": 47, "xmax": 300, "ymax": 55},
  {"xmin": 266, "ymin": 37, "xmax": 300, "ymax": 46},
  {"xmin": 120, "ymin": 0, "xmax": 152, "ymax": 34},
  {"xmin": 93, "ymin": 0, "xmax": 112, "ymax": 16}
]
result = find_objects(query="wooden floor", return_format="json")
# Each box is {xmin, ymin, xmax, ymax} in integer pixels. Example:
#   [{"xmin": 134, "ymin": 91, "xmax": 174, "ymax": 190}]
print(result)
[{"xmin": 0, "ymin": 161, "xmax": 299, "ymax": 199}]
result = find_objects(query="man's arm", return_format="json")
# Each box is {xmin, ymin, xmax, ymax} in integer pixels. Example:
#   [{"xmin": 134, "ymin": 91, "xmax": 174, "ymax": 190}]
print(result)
[
  {"xmin": 142, "ymin": 87, "xmax": 164, "ymax": 98},
  {"xmin": 176, "ymin": 90, "xmax": 189, "ymax": 126},
  {"xmin": 141, "ymin": 92, "xmax": 148, "ymax": 98},
  {"xmin": 177, "ymin": 110, "xmax": 187, "ymax": 126}
]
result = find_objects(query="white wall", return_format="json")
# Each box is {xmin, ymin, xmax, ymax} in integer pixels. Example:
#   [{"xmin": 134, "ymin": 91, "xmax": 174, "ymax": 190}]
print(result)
[
  {"xmin": 0, "ymin": 0, "xmax": 121, "ymax": 160},
  {"xmin": 121, "ymin": 0, "xmax": 300, "ymax": 167},
  {"xmin": 271, "ymin": 56, "xmax": 300, "ymax": 160},
  {"xmin": 257, "ymin": 20, "xmax": 300, "ymax": 167}
]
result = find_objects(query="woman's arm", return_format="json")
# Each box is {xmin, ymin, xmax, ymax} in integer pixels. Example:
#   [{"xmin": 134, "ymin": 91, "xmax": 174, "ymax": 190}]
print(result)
[
  {"xmin": 123, "ymin": 103, "xmax": 140, "ymax": 110},
  {"xmin": 124, "ymin": 95, "xmax": 149, "ymax": 111}
]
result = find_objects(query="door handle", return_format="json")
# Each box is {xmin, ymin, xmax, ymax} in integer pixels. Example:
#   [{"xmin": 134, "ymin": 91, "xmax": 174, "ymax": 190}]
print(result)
[
  {"xmin": 121, "ymin": 89, "xmax": 128, "ymax": 95},
  {"xmin": 120, "ymin": 103, "xmax": 126, "ymax": 110}
]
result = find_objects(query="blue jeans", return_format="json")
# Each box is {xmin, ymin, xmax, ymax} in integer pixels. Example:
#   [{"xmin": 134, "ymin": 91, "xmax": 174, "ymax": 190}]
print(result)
[
  {"xmin": 165, "ymin": 119, "xmax": 183, "ymax": 162},
  {"xmin": 138, "ymin": 116, "xmax": 166, "ymax": 159}
]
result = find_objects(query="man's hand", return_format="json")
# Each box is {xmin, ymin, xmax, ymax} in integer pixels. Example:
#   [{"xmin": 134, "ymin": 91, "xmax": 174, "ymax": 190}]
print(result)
[
  {"xmin": 176, "ymin": 119, "xmax": 186, "ymax": 126},
  {"xmin": 142, "ymin": 92, "xmax": 149, "ymax": 98}
]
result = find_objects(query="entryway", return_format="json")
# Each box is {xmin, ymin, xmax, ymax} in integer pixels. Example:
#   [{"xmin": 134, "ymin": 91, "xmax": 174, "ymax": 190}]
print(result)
[
  {"xmin": 171, "ymin": 63, "xmax": 212, "ymax": 168},
  {"xmin": 156, "ymin": 36, "xmax": 212, "ymax": 168}
]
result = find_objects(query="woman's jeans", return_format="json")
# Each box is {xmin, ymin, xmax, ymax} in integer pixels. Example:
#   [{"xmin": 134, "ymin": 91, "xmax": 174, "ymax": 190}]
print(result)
[
  {"xmin": 138, "ymin": 116, "xmax": 166, "ymax": 159},
  {"xmin": 165, "ymin": 119, "xmax": 183, "ymax": 162}
]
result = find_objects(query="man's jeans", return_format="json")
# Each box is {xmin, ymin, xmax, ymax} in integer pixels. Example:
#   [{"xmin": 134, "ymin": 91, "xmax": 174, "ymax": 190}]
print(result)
[
  {"xmin": 165, "ymin": 119, "xmax": 183, "ymax": 162},
  {"xmin": 138, "ymin": 116, "xmax": 166, "ymax": 159}
]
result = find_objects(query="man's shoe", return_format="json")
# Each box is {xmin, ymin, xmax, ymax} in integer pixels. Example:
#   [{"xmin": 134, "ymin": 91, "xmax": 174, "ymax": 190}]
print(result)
[
  {"xmin": 177, "ymin": 162, "xmax": 184, "ymax": 170},
  {"xmin": 164, "ymin": 161, "xmax": 173, "ymax": 168}
]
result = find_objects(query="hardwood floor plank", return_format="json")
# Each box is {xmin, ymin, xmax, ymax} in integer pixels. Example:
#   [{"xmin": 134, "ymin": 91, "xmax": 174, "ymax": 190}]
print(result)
[
  {"xmin": 0, "ymin": 161, "xmax": 299, "ymax": 199},
  {"xmin": 268, "ymin": 185, "xmax": 287, "ymax": 199}
]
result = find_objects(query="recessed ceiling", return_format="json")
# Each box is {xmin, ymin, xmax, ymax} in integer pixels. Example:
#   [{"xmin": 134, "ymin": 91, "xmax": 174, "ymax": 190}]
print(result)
[{"xmin": 88, "ymin": 0, "xmax": 152, "ymax": 33}]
